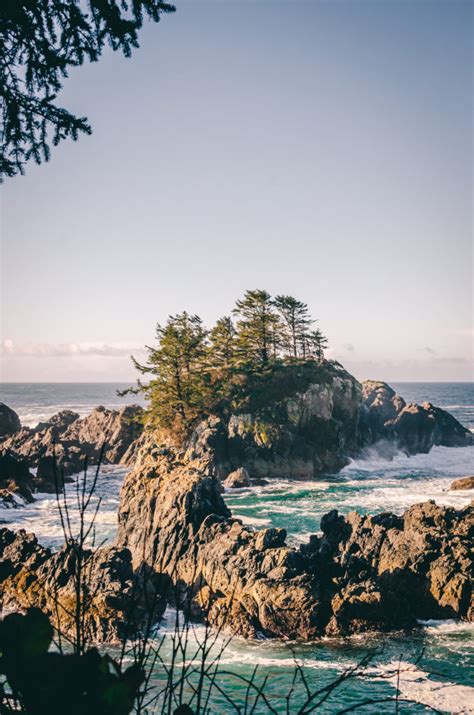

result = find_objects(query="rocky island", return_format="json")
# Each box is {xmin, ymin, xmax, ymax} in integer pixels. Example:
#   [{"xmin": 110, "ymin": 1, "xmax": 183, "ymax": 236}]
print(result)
[{"xmin": 0, "ymin": 291, "xmax": 472, "ymax": 644}]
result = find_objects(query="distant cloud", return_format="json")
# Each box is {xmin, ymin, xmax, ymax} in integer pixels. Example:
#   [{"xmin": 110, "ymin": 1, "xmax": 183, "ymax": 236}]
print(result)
[
  {"xmin": 433, "ymin": 356, "xmax": 470, "ymax": 364},
  {"xmin": 0, "ymin": 339, "xmax": 145, "ymax": 358}
]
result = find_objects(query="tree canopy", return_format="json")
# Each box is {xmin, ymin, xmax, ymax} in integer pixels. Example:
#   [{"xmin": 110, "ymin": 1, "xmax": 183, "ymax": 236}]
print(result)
[
  {"xmin": 125, "ymin": 289, "xmax": 329, "ymax": 433},
  {"xmin": 1, "ymin": 0, "xmax": 175, "ymax": 178}
]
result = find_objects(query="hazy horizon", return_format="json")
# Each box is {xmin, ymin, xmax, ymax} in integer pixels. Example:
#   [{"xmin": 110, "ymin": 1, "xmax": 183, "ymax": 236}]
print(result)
[{"xmin": 1, "ymin": 0, "xmax": 472, "ymax": 384}]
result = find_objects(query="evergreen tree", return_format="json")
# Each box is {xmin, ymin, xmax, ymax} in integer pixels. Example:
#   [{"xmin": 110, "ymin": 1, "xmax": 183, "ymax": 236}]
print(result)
[
  {"xmin": 233, "ymin": 289, "xmax": 280, "ymax": 366},
  {"xmin": 131, "ymin": 312, "xmax": 208, "ymax": 429},
  {"xmin": 307, "ymin": 328, "xmax": 329, "ymax": 362},
  {"xmin": 209, "ymin": 316, "xmax": 236, "ymax": 370},
  {"xmin": 1, "ymin": 0, "xmax": 175, "ymax": 178},
  {"xmin": 274, "ymin": 295, "xmax": 312, "ymax": 358}
]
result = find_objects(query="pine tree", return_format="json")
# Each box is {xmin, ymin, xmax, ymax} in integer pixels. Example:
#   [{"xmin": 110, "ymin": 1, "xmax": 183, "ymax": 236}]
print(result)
[
  {"xmin": 1, "ymin": 1, "xmax": 175, "ymax": 178},
  {"xmin": 307, "ymin": 328, "xmax": 329, "ymax": 362},
  {"xmin": 209, "ymin": 316, "xmax": 236, "ymax": 370},
  {"xmin": 130, "ymin": 312, "xmax": 208, "ymax": 429},
  {"xmin": 233, "ymin": 289, "xmax": 280, "ymax": 366},
  {"xmin": 273, "ymin": 295, "xmax": 312, "ymax": 358}
]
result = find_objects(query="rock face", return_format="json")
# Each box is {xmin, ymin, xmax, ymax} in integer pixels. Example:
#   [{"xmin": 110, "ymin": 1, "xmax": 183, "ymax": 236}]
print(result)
[
  {"xmin": 450, "ymin": 476, "xmax": 474, "ymax": 491},
  {"xmin": 0, "ymin": 528, "xmax": 165, "ymax": 643},
  {"xmin": 0, "ymin": 403, "xmax": 21, "ymax": 438},
  {"xmin": 117, "ymin": 447, "xmax": 473, "ymax": 639},
  {"xmin": 361, "ymin": 381, "xmax": 472, "ymax": 454},
  {"xmin": 184, "ymin": 361, "xmax": 364, "ymax": 480},
  {"xmin": 0, "ymin": 405, "xmax": 144, "ymax": 479}
]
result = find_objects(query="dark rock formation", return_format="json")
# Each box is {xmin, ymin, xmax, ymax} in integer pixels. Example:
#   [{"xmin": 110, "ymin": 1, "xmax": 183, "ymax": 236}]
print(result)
[
  {"xmin": 0, "ymin": 452, "xmax": 35, "ymax": 506},
  {"xmin": 1, "ymin": 405, "xmax": 144, "ymax": 479},
  {"xmin": 361, "ymin": 381, "xmax": 472, "ymax": 455},
  {"xmin": 0, "ymin": 528, "xmax": 165, "ymax": 643},
  {"xmin": 223, "ymin": 467, "xmax": 250, "ymax": 488},
  {"xmin": 117, "ymin": 446, "xmax": 473, "ymax": 639},
  {"xmin": 450, "ymin": 476, "xmax": 474, "ymax": 491},
  {"xmin": 0, "ymin": 403, "xmax": 21, "ymax": 438}
]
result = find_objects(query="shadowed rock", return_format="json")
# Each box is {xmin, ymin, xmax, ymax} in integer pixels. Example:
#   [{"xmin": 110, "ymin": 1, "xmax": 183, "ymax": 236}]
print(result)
[{"xmin": 0, "ymin": 403, "xmax": 21, "ymax": 438}]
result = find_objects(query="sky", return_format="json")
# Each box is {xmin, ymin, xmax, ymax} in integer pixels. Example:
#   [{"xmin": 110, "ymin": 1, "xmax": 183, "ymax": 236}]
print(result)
[{"xmin": 1, "ymin": 0, "xmax": 472, "ymax": 383}]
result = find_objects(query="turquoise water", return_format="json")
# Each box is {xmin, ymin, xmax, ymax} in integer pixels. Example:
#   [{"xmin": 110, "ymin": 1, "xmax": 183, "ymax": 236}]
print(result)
[{"xmin": 1, "ymin": 382, "xmax": 473, "ymax": 712}]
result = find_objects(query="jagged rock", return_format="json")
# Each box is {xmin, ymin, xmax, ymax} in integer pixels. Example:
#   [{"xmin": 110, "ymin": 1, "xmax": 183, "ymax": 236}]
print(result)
[
  {"xmin": 0, "ymin": 452, "xmax": 35, "ymax": 506},
  {"xmin": 360, "ymin": 381, "xmax": 406, "ymax": 438},
  {"xmin": 320, "ymin": 501, "xmax": 473, "ymax": 629},
  {"xmin": 1, "ymin": 405, "xmax": 144, "ymax": 479},
  {"xmin": 0, "ymin": 528, "xmax": 165, "ymax": 643},
  {"xmin": 117, "ymin": 447, "xmax": 474, "ymax": 639},
  {"xmin": 0, "ymin": 403, "xmax": 21, "ymax": 438},
  {"xmin": 223, "ymin": 467, "xmax": 250, "ymax": 488},
  {"xmin": 361, "ymin": 381, "xmax": 472, "ymax": 454},
  {"xmin": 450, "ymin": 476, "xmax": 474, "ymax": 491},
  {"xmin": 390, "ymin": 402, "xmax": 472, "ymax": 454}
]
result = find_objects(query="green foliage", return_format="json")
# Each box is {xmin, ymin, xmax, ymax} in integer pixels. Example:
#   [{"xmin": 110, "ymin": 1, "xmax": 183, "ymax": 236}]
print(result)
[
  {"xmin": 273, "ymin": 294, "xmax": 313, "ymax": 357},
  {"xmin": 128, "ymin": 290, "xmax": 330, "ymax": 433},
  {"xmin": 1, "ymin": 0, "xmax": 175, "ymax": 178},
  {"xmin": 130, "ymin": 312, "xmax": 210, "ymax": 432},
  {"xmin": 0, "ymin": 608, "xmax": 144, "ymax": 715},
  {"xmin": 233, "ymin": 289, "xmax": 280, "ymax": 366},
  {"xmin": 208, "ymin": 316, "xmax": 236, "ymax": 370}
]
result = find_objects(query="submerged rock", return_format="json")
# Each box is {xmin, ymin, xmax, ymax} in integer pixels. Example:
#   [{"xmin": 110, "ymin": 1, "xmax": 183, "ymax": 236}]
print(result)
[
  {"xmin": 117, "ymin": 445, "xmax": 474, "ymax": 639},
  {"xmin": 0, "ymin": 528, "xmax": 165, "ymax": 643}
]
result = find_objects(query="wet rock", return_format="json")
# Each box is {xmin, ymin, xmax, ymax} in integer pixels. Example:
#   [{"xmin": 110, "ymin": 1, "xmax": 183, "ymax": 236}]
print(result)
[
  {"xmin": 223, "ymin": 467, "xmax": 250, "ymax": 488},
  {"xmin": 450, "ymin": 476, "xmax": 474, "ymax": 491},
  {"xmin": 0, "ymin": 452, "xmax": 35, "ymax": 506},
  {"xmin": 0, "ymin": 404, "xmax": 21, "ymax": 438}
]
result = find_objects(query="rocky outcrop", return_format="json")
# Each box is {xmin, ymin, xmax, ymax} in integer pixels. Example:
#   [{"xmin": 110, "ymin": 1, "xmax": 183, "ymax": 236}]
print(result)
[
  {"xmin": 450, "ymin": 476, "xmax": 474, "ymax": 491},
  {"xmin": 117, "ymin": 447, "xmax": 473, "ymax": 639},
  {"xmin": 0, "ymin": 528, "xmax": 165, "ymax": 643},
  {"xmin": 0, "ymin": 405, "xmax": 144, "ymax": 480},
  {"xmin": 319, "ymin": 501, "xmax": 473, "ymax": 633},
  {"xmin": 361, "ymin": 381, "xmax": 472, "ymax": 454},
  {"xmin": 0, "ymin": 403, "xmax": 21, "ymax": 438},
  {"xmin": 183, "ymin": 361, "xmax": 364, "ymax": 480}
]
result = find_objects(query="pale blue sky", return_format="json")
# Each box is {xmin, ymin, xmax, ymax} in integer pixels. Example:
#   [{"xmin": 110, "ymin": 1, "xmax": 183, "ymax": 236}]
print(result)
[{"xmin": 1, "ymin": 0, "xmax": 472, "ymax": 382}]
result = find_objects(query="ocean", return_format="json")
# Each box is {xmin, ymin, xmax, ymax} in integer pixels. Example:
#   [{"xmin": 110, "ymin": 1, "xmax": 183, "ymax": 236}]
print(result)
[{"xmin": 1, "ymin": 381, "xmax": 473, "ymax": 713}]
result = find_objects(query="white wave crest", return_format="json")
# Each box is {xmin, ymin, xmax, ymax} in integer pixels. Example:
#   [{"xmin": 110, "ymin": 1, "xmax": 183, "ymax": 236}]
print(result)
[{"xmin": 374, "ymin": 661, "xmax": 474, "ymax": 714}]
